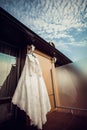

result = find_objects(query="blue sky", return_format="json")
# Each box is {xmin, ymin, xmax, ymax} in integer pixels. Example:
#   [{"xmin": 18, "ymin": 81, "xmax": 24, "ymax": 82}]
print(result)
[{"xmin": 0, "ymin": 0, "xmax": 87, "ymax": 62}]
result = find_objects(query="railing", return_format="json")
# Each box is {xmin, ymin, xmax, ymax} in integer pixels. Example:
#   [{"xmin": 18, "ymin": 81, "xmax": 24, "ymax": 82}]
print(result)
[
  {"xmin": 0, "ymin": 97, "xmax": 12, "ymax": 104},
  {"xmin": 57, "ymin": 106, "xmax": 87, "ymax": 111}
]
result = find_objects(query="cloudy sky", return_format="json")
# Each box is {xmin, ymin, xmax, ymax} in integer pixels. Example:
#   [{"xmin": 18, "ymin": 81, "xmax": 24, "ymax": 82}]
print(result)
[{"xmin": 0, "ymin": 0, "xmax": 87, "ymax": 62}]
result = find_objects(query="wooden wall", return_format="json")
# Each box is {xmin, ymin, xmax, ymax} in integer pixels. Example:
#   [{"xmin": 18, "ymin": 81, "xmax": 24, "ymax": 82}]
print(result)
[{"xmin": 34, "ymin": 50, "xmax": 60, "ymax": 110}]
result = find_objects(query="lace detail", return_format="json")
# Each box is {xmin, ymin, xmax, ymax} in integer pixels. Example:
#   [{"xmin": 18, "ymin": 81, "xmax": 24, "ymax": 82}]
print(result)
[{"xmin": 12, "ymin": 54, "xmax": 51, "ymax": 129}]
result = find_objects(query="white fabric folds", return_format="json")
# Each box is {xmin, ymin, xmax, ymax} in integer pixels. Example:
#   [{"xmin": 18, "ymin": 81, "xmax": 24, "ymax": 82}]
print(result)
[{"xmin": 12, "ymin": 53, "xmax": 51, "ymax": 129}]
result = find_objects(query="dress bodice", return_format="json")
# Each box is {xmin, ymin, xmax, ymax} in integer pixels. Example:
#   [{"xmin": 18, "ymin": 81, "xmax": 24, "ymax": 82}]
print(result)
[{"xmin": 27, "ymin": 54, "xmax": 42, "ymax": 76}]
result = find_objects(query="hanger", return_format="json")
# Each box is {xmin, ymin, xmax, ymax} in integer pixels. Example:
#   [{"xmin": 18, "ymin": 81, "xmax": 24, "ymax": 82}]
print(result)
[
  {"xmin": 27, "ymin": 44, "xmax": 36, "ymax": 57},
  {"xmin": 27, "ymin": 44, "xmax": 35, "ymax": 53}
]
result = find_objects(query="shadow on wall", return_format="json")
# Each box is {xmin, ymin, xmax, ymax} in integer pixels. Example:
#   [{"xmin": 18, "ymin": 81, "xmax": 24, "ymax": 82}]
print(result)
[{"xmin": 56, "ymin": 59, "xmax": 87, "ymax": 109}]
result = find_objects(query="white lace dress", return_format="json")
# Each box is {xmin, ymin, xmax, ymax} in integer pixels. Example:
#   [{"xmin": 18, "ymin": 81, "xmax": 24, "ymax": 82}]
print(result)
[{"xmin": 12, "ymin": 53, "xmax": 51, "ymax": 129}]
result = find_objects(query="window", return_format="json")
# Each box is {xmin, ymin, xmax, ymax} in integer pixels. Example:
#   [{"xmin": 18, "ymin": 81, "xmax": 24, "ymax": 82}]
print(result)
[{"xmin": 0, "ymin": 52, "xmax": 17, "ymax": 98}]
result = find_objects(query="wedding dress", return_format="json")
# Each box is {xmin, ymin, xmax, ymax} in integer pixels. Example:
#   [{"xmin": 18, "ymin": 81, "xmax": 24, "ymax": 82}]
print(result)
[{"xmin": 12, "ymin": 48, "xmax": 51, "ymax": 129}]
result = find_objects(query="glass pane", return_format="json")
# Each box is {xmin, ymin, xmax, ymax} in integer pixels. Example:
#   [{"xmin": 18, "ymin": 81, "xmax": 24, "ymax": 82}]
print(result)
[{"xmin": 0, "ymin": 52, "xmax": 17, "ymax": 97}]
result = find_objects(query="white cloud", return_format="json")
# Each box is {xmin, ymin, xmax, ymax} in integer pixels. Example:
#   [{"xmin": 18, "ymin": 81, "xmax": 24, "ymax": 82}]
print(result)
[
  {"xmin": 1, "ymin": 0, "xmax": 87, "ymax": 34},
  {"xmin": 1, "ymin": 0, "xmax": 87, "ymax": 32},
  {"xmin": 25, "ymin": 0, "xmax": 87, "ymax": 42},
  {"xmin": 0, "ymin": 0, "xmax": 87, "ymax": 61},
  {"xmin": 54, "ymin": 40, "xmax": 71, "ymax": 52},
  {"xmin": 68, "ymin": 40, "xmax": 87, "ymax": 47}
]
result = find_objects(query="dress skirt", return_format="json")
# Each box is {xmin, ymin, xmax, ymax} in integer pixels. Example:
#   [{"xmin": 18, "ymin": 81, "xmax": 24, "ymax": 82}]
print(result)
[{"xmin": 12, "ymin": 53, "xmax": 51, "ymax": 129}]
